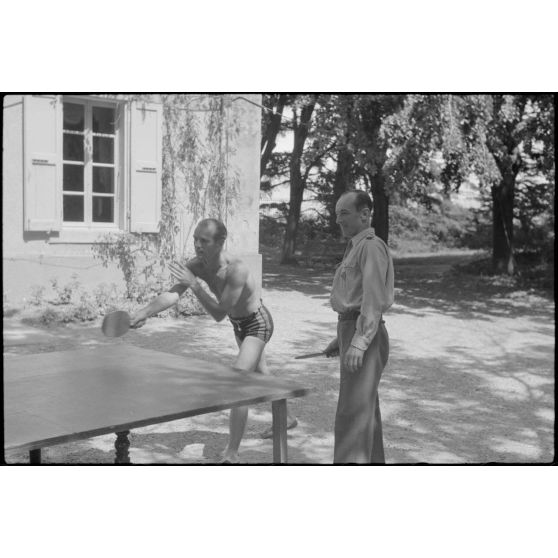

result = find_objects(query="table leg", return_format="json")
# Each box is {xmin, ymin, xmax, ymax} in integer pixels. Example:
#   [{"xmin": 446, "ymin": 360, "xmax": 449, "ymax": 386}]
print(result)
[
  {"xmin": 114, "ymin": 431, "xmax": 131, "ymax": 464},
  {"xmin": 272, "ymin": 399, "xmax": 288, "ymax": 464},
  {"xmin": 30, "ymin": 449, "xmax": 41, "ymax": 464}
]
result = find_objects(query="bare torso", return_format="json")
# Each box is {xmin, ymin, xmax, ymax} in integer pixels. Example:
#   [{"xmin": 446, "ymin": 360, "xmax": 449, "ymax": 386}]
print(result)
[{"xmin": 188, "ymin": 252, "xmax": 261, "ymax": 318}]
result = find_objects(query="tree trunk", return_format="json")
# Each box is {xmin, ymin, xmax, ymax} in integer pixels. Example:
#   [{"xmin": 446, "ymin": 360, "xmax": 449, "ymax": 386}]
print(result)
[
  {"xmin": 328, "ymin": 100, "xmax": 355, "ymax": 233},
  {"xmin": 369, "ymin": 171, "xmax": 389, "ymax": 243},
  {"xmin": 328, "ymin": 143, "xmax": 354, "ymax": 233},
  {"xmin": 260, "ymin": 94, "xmax": 287, "ymax": 178},
  {"xmin": 492, "ymin": 172, "xmax": 516, "ymax": 274},
  {"xmin": 280, "ymin": 100, "xmax": 316, "ymax": 264},
  {"xmin": 281, "ymin": 167, "xmax": 304, "ymax": 264}
]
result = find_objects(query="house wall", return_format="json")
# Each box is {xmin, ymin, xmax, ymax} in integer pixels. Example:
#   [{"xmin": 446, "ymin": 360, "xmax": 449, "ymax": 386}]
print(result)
[
  {"xmin": 225, "ymin": 95, "xmax": 262, "ymax": 285},
  {"xmin": 2, "ymin": 94, "xmax": 262, "ymax": 303}
]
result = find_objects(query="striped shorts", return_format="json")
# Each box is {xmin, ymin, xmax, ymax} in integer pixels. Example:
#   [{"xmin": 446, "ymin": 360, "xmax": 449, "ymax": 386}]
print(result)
[{"xmin": 229, "ymin": 303, "xmax": 274, "ymax": 343}]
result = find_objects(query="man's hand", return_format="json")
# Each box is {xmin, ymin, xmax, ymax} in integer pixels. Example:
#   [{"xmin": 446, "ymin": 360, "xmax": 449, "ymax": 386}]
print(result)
[
  {"xmin": 324, "ymin": 338, "xmax": 340, "ymax": 358},
  {"xmin": 169, "ymin": 262, "xmax": 197, "ymax": 288},
  {"xmin": 130, "ymin": 310, "xmax": 147, "ymax": 329},
  {"xmin": 344, "ymin": 345, "xmax": 364, "ymax": 373}
]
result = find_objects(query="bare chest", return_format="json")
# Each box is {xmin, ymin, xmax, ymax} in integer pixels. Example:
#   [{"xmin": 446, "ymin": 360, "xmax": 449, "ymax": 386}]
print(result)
[{"xmin": 200, "ymin": 268, "xmax": 227, "ymax": 299}]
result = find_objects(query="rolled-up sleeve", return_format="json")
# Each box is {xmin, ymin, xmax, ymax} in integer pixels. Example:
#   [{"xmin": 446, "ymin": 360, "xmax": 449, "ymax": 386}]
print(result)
[{"xmin": 350, "ymin": 239, "xmax": 393, "ymax": 350}]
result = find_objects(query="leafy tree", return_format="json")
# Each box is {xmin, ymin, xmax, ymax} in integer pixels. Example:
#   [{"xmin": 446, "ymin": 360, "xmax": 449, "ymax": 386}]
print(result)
[
  {"xmin": 377, "ymin": 94, "xmax": 555, "ymax": 272},
  {"xmin": 260, "ymin": 94, "xmax": 289, "ymax": 185},
  {"xmin": 260, "ymin": 94, "xmax": 339, "ymax": 263},
  {"xmin": 456, "ymin": 95, "xmax": 555, "ymax": 273},
  {"xmin": 280, "ymin": 95, "xmax": 317, "ymax": 263}
]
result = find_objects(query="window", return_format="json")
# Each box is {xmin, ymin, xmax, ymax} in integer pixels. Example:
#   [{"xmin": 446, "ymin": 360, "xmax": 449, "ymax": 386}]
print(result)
[
  {"xmin": 62, "ymin": 99, "xmax": 118, "ymax": 226},
  {"xmin": 23, "ymin": 94, "xmax": 162, "ymax": 235}
]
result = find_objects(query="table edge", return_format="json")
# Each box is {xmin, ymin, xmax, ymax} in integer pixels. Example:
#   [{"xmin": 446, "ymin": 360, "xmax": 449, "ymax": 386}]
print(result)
[{"xmin": 4, "ymin": 387, "xmax": 313, "ymax": 453}]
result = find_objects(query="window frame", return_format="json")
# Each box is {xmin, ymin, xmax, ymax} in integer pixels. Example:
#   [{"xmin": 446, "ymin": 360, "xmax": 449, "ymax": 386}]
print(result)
[{"xmin": 60, "ymin": 95, "xmax": 123, "ymax": 231}]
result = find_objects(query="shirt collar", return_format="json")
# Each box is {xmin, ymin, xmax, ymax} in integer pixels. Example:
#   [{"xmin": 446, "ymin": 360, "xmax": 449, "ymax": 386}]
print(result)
[{"xmin": 347, "ymin": 227, "xmax": 375, "ymax": 249}]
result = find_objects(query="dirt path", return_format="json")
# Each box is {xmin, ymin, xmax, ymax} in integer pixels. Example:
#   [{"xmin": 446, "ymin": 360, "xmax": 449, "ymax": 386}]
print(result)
[{"xmin": 4, "ymin": 251, "xmax": 555, "ymax": 464}]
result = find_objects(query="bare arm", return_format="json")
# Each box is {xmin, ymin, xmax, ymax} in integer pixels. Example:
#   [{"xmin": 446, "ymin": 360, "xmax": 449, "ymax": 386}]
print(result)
[
  {"xmin": 130, "ymin": 259, "xmax": 200, "ymax": 327},
  {"xmin": 130, "ymin": 284, "xmax": 188, "ymax": 327},
  {"xmin": 169, "ymin": 261, "xmax": 247, "ymax": 322}
]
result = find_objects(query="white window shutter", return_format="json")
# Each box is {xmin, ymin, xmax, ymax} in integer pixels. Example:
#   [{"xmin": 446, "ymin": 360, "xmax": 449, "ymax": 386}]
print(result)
[
  {"xmin": 23, "ymin": 95, "xmax": 62, "ymax": 231},
  {"xmin": 130, "ymin": 101, "xmax": 163, "ymax": 233}
]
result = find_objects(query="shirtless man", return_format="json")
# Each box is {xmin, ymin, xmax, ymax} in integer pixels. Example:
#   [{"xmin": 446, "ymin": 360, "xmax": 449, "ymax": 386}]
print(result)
[{"xmin": 130, "ymin": 218, "xmax": 295, "ymax": 463}]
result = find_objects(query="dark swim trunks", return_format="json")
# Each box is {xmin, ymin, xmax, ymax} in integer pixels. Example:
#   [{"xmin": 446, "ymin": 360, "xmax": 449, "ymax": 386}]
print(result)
[{"xmin": 229, "ymin": 303, "xmax": 274, "ymax": 343}]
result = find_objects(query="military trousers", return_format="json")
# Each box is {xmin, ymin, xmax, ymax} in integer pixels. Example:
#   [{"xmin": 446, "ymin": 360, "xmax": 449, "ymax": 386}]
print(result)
[{"xmin": 334, "ymin": 318, "xmax": 389, "ymax": 464}]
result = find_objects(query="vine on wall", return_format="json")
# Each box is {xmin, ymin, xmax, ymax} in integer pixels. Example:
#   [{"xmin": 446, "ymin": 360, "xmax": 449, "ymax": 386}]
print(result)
[{"xmin": 92, "ymin": 94, "xmax": 242, "ymax": 299}]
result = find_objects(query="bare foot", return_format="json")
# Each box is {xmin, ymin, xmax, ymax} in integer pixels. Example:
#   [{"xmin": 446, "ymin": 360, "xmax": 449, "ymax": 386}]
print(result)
[{"xmin": 219, "ymin": 452, "xmax": 240, "ymax": 464}]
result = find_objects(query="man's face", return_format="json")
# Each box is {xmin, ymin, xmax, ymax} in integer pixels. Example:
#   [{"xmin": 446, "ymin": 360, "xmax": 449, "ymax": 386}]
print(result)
[
  {"xmin": 193, "ymin": 223, "xmax": 222, "ymax": 261},
  {"xmin": 335, "ymin": 194, "xmax": 369, "ymax": 239}
]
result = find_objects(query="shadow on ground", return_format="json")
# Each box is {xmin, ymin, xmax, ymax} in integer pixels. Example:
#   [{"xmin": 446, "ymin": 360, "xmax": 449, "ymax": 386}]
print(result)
[{"xmin": 4, "ymin": 251, "xmax": 555, "ymax": 464}]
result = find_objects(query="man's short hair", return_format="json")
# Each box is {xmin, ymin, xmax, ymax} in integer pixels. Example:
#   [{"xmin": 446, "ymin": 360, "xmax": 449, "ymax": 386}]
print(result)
[
  {"xmin": 341, "ymin": 190, "xmax": 373, "ymax": 212},
  {"xmin": 198, "ymin": 218, "xmax": 228, "ymax": 242}
]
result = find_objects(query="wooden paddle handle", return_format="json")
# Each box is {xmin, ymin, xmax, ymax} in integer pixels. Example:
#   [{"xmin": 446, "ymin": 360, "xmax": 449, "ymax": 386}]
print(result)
[{"xmin": 294, "ymin": 352, "xmax": 327, "ymax": 360}]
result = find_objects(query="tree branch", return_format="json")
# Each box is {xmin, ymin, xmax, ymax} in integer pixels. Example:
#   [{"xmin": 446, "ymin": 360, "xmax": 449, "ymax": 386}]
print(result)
[{"xmin": 302, "ymin": 140, "xmax": 338, "ymax": 182}]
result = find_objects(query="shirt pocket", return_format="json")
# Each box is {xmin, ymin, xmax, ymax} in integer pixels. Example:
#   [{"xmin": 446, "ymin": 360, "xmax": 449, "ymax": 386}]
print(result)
[{"xmin": 339, "ymin": 258, "xmax": 359, "ymax": 284}]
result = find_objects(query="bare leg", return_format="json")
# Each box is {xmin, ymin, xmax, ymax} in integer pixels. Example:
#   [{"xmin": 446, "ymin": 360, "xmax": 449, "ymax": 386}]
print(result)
[{"xmin": 220, "ymin": 336, "xmax": 266, "ymax": 463}]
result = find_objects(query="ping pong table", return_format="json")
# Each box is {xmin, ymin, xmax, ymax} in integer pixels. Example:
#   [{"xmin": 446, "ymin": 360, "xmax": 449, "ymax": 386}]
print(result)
[{"xmin": 3, "ymin": 345, "xmax": 312, "ymax": 464}]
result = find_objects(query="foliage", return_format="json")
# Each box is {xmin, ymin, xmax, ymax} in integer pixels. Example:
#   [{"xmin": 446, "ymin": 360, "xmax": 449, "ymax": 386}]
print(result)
[
  {"xmin": 50, "ymin": 274, "xmax": 81, "ymax": 305},
  {"xmin": 261, "ymin": 199, "xmax": 481, "ymax": 257},
  {"xmin": 260, "ymin": 93, "xmax": 554, "ymax": 267},
  {"xmin": 388, "ymin": 201, "xmax": 480, "ymax": 252},
  {"xmin": 259, "ymin": 214, "xmax": 286, "ymax": 247},
  {"xmin": 64, "ymin": 291, "xmax": 99, "ymax": 322},
  {"xmin": 92, "ymin": 232, "xmax": 159, "ymax": 299},
  {"xmin": 457, "ymin": 95, "xmax": 555, "ymax": 272},
  {"xmin": 23, "ymin": 273, "xmax": 205, "ymax": 326},
  {"xmin": 38, "ymin": 306, "xmax": 63, "ymax": 325},
  {"xmin": 92, "ymin": 282, "xmax": 120, "ymax": 308},
  {"xmin": 93, "ymin": 94, "xmax": 243, "ymax": 307},
  {"xmin": 158, "ymin": 94, "xmax": 241, "ymax": 262},
  {"xmin": 29, "ymin": 285, "xmax": 46, "ymax": 306}
]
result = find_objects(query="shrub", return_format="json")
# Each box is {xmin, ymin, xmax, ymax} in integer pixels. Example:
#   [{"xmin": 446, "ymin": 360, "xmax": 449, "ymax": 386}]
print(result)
[
  {"xmin": 70, "ymin": 292, "xmax": 100, "ymax": 322},
  {"xmin": 260, "ymin": 214, "xmax": 286, "ymax": 248},
  {"xmin": 50, "ymin": 274, "xmax": 81, "ymax": 305},
  {"xmin": 93, "ymin": 282, "xmax": 120, "ymax": 308},
  {"xmin": 29, "ymin": 285, "xmax": 46, "ymax": 306},
  {"xmin": 390, "ymin": 201, "xmax": 481, "ymax": 252},
  {"xmin": 38, "ymin": 306, "xmax": 63, "ymax": 325}
]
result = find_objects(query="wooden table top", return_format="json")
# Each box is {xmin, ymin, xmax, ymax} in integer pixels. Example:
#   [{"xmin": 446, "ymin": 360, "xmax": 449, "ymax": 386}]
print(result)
[{"xmin": 3, "ymin": 345, "xmax": 312, "ymax": 452}]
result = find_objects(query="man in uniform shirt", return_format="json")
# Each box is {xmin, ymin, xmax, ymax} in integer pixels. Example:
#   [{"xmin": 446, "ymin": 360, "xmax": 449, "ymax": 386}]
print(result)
[{"xmin": 324, "ymin": 190, "xmax": 394, "ymax": 464}]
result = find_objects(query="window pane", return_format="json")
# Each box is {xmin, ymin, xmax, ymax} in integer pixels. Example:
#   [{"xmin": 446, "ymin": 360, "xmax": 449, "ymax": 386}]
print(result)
[
  {"xmin": 63, "ymin": 103, "xmax": 84, "ymax": 131},
  {"xmin": 63, "ymin": 133, "xmax": 84, "ymax": 161},
  {"xmin": 93, "ymin": 106, "xmax": 115, "ymax": 134},
  {"xmin": 63, "ymin": 164, "xmax": 84, "ymax": 192},
  {"xmin": 93, "ymin": 166, "xmax": 114, "ymax": 193},
  {"xmin": 63, "ymin": 195, "xmax": 84, "ymax": 222},
  {"xmin": 93, "ymin": 136, "xmax": 114, "ymax": 163},
  {"xmin": 92, "ymin": 196, "xmax": 114, "ymax": 223}
]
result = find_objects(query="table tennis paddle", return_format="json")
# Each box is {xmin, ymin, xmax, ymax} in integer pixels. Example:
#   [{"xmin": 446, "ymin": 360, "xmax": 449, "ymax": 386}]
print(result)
[{"xmin": 101, "ymin": 310, "xmax": 131, "ymax": 338}]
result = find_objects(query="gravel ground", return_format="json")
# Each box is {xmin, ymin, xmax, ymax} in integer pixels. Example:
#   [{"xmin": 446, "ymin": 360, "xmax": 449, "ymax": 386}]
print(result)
[{"xmin": 3, "ymin": 251, "xmax": 555, "ymax": 464}]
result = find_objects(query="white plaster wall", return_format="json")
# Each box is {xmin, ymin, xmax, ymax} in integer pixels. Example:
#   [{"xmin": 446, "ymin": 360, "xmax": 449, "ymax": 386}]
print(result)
[
  {"xmin": 3, "ymin": 95, "xmax": 24, "ymax": 255},
  {"xmin": 170, "ymin": 94, "xmax": 262, "ymax": 285},
  {"xmin": 2, "ymin": 96, "xmax": 122, "ymax": 301},
  {"xmin": 225, "ymin": 94, "xmax": 262, "ymax": 285},
  {"xmin": 3, "ymin": 94, "xmax": 263, "ymax": 303}
]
